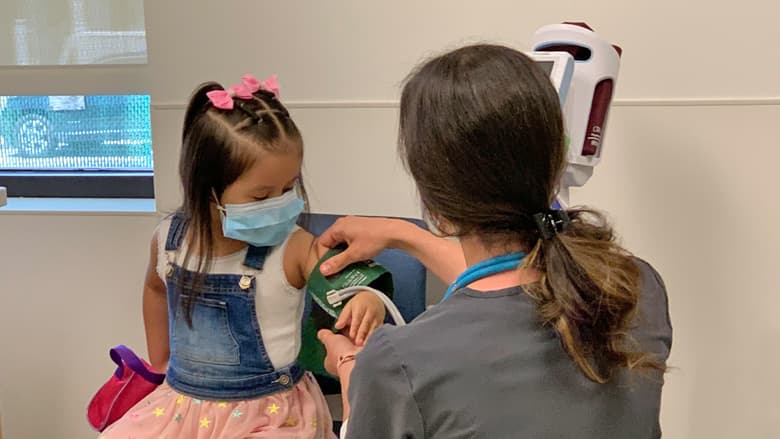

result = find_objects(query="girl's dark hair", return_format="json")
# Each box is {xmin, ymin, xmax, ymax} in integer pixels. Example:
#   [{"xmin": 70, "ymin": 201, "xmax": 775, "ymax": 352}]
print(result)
[
  {"xmin": 177, "ymin": 82, "xmax": 307, "ymax": 324},
  {"xmin": 399, "ymin": 44, "xmax": 663, "ymax": 383}
]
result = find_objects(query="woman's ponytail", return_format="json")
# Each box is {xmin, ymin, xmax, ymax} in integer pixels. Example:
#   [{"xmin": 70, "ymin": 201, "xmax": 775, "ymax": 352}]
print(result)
[{"xmin": 524, "ymin": 208, "xmax": 664, "ymax": 383}]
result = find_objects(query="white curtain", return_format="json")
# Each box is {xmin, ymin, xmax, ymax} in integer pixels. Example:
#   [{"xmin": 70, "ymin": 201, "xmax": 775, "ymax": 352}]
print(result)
[{"xmin": 0, "ymin": 0, "xmax": 147, "ymax": 66}]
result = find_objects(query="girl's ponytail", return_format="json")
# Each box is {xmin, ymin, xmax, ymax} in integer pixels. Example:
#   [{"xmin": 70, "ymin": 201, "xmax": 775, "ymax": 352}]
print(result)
[{"xmin": 182, "ymin": 82, "xmax": 224, "ymax": 144}]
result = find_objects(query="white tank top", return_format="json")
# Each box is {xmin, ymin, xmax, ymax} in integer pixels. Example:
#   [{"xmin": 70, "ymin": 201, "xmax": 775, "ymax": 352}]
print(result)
[{"xmin": 154, "ymin": 217, "xmax": 304, "ymax": 369}]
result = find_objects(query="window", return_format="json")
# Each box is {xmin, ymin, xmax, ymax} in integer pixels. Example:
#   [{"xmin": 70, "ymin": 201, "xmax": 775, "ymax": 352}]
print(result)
[
  {"xmin": 0, "ymin": 0, "xmax": 153, "ymax": 199},
  {"xmin": 0, "ymin": 94, "xmax": 153, "ymax": 198}
]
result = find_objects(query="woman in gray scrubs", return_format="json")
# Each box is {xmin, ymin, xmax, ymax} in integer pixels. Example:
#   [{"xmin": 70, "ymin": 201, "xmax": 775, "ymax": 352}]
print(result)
[{"xmin": 318, "ymin": 43, "xmax": 673, "ymax": 439}]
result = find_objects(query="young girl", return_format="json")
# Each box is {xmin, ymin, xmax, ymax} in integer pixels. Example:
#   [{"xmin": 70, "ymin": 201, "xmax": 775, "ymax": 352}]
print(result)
[{"xmin": 101, "ymin": 74, "xmax": 386, "ymax": 438}]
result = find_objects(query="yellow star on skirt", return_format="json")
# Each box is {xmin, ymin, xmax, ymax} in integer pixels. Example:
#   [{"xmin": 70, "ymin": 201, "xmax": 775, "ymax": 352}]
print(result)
[
  {"xmin": 176, "ymin": 395, "xmax": 185, "ymax": 405},
  {"xmin": 200, "ymin": 417, "xmax": 211, "ymax": 428},
  {"xmin": 267, "ymin": 403, "xmax": 280, "ymax": 415},
  {"xmin": 153, "ymin": 407, "xmax": 165, "ymax": 417},
  {"xmin": 217, "ymin": 401, "xmax": 228, "ymax": 408}
]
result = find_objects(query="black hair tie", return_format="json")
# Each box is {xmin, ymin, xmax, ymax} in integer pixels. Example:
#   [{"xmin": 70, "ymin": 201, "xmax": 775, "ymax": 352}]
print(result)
[
  {"xmin": 533, "ymin": 210, "xmax": 571, "ymax": 240},
  {"xmin": 235, "ymin": 101, "xmax": 263, "ymax": 123}
]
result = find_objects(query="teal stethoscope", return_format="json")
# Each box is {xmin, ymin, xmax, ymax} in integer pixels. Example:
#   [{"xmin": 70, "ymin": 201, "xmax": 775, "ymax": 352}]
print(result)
[
  {"xmin": 440, "ymin": 203, "xmax": 569, "ymax": 302},
  {"xmin": 441, "ymin": 252, "xmax": 527, "ymax": 302}
]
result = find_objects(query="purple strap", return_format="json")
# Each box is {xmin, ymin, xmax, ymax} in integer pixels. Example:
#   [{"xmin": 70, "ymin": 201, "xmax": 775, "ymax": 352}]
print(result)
[{"xmin": 110, "ymin": 345, "xmax": 166, "ymax": 385}]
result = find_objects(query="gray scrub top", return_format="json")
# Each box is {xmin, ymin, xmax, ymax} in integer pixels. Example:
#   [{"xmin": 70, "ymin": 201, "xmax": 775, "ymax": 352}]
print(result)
[{"xmin": 345, "ymin": 258, "xmax": 672, "ymax": 438}]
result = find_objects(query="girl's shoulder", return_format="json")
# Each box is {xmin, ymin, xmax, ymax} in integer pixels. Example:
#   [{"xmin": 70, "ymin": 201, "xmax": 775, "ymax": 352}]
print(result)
[
  {"xmin": 150, "ymin": 215, "xmax": 175, "ymax": 251},
  {"xmin": 286, "ymin": 227, "xmax": 315, "ymax": 253},
  {"xmin": 154, "ymin": 214, "xmax": 175, "ymax": 235},
  {"xmin": 282, "ymin": 228, "xmax": 328, "ymax": 288}
]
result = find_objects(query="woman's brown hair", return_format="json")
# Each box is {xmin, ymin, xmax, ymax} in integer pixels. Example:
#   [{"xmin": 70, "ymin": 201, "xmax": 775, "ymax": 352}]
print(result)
[{"xmin": 399, "ymin": 44, "xmax": 663, "ymax": 383}]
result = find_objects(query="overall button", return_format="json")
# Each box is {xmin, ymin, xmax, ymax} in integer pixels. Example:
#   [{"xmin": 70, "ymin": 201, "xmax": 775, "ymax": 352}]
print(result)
[
  {"xmin": 239, "ymin": 275, "xmax": 252, "ymax": 290},
  {"xmin": 166, "ymin": 263, "xmax": 174, "ymax": 277},
  {"xmin": 277, "ymin": 374, "xmax": 291, "ymax": 386}
]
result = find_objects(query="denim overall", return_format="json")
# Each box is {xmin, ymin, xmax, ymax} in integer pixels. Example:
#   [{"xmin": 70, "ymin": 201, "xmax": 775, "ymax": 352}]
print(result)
[{"xmin": 162, "ymin": 214, "xmax": 304, "ymax": 401}]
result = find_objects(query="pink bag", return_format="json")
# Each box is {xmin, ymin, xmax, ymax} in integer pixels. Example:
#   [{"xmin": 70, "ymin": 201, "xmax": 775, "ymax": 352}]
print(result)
[{"xmin": 87, "ymin": 345, "xmax": 166, "ymax": 432}]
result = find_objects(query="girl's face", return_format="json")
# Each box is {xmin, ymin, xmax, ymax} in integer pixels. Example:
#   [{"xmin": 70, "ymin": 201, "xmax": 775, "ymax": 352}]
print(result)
[{"xmin": 219, "ymin": 147, "xmax": 302, "ymax": 206}]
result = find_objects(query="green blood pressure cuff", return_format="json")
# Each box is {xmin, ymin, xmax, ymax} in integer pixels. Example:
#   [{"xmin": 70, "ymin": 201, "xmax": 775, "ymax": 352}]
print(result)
[{"xmin": 299, "ymin": 246, "xmax": 394, "ymax": 377}]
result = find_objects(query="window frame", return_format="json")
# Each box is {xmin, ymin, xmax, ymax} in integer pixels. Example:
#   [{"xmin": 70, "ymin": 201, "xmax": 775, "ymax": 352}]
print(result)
[{"xmin": 0, "ymin": 170, "xmax": 153, "ymax": 198}]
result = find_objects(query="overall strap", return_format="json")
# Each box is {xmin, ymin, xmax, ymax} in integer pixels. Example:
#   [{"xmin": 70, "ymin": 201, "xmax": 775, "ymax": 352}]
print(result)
[
  {"xmin": 165, "ymin": 213, "xmax": 189, "ymax": 251},
  {"xmin": 243, "ymin": 245, "xmax": 272, "ymax": 270}
]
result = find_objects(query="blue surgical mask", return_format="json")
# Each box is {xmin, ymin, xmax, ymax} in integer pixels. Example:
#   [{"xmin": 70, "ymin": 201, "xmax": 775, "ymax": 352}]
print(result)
[{"xmin": 215, "ymin": 190, "xmax": 305, "ymax": 247}]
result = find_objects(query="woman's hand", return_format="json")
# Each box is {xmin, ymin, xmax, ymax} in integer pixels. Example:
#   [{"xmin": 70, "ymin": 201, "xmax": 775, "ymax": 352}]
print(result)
[
  {"xmin": 335, "ymin": 291, "xmax": 386, "ymax": 346},
  {"xmin": 317, "ymin": 330, "xmax": 362, "ymax": 377},
  {"xmin": 318, "ymin": 215, "xmax": 466, "ymax": 285},
  {"xmin": 317, "ymin": 216, "xmax": 402, "ymax": 276}
]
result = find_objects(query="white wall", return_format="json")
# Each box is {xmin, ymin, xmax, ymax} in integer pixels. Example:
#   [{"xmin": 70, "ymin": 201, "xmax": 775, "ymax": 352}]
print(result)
[
  {"xmin": 1, "ymin": 1, "xmax": 779, "ymax": 437},
  {"xmin": 575, "ymin": 104, "xmax": 780, "ymax": 439}
]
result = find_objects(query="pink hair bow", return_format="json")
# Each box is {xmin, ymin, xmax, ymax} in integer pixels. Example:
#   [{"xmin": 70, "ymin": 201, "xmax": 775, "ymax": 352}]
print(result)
[
  {"xmin": 206, "ymin": 90, "xmax": 234, "ymax": 110},
  {"xmin": 241, "ymin": 73, "xmax": 280, "ymax": 98},
  {"xmin": 241, "ymin": 74, "xmax": 262, "ymax": 93},
  {"xmin": 262, "ymin": 74, "xmax": 280, "ymax": 98},
  {"xmin": 229, "ymin": 84, "xmax": 253, "ymax": 99}
]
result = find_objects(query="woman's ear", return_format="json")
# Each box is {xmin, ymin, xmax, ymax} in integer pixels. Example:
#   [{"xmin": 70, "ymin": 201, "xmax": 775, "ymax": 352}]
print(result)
[
  {"xmin": 425, "ymin": 211, "xmax": 457, "ymax": 237},
  {"xmin": 436, "ymin": 218, "xmax": 458, "ymax": 236}
]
